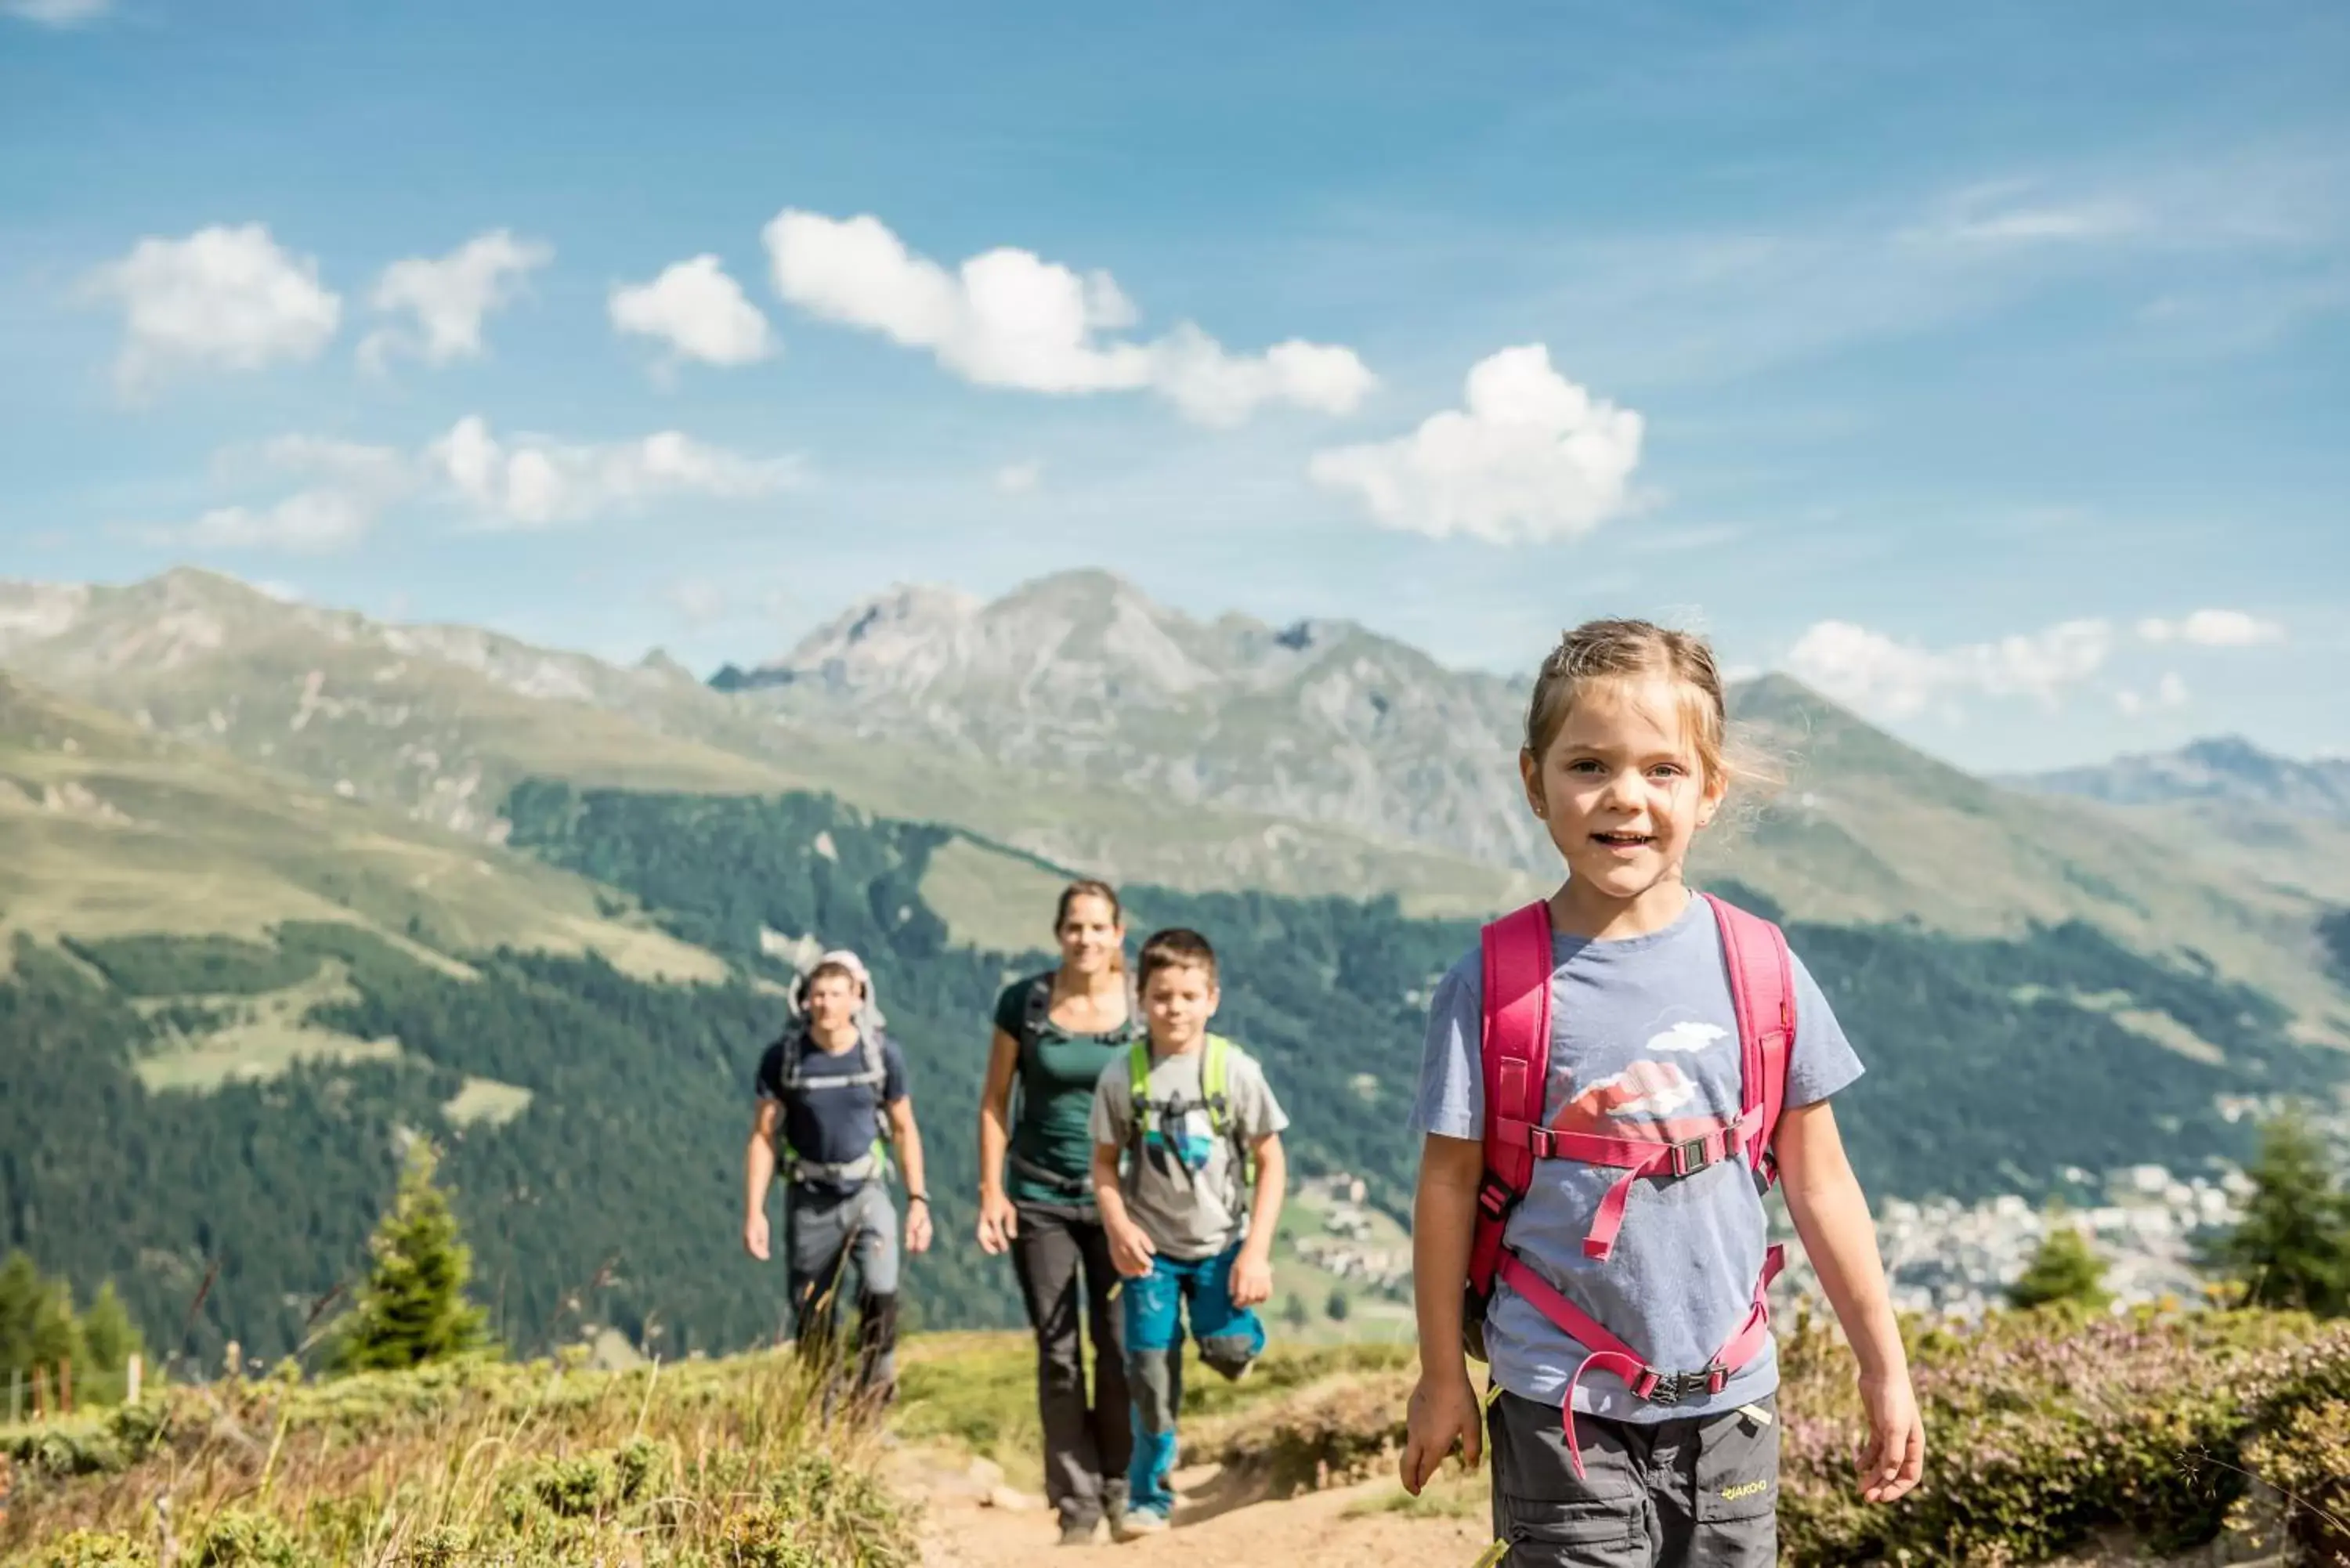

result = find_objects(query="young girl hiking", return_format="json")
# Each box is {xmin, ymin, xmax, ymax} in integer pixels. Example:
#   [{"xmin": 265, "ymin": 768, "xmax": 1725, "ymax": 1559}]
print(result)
[
  {"xmin": 976, "ymin": 881, "xmax": 1147, "ymax": 1545},
  {"xmin": 1401, "ymin": 620, "xmax": 1923, "ymax": 1567}
]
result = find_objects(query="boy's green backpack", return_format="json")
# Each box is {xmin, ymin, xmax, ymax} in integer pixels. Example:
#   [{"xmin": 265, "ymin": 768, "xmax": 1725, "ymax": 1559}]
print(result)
[{"xmin": 1126, "ymin": 1033, "xmax": 1256, "ymax": 1186}]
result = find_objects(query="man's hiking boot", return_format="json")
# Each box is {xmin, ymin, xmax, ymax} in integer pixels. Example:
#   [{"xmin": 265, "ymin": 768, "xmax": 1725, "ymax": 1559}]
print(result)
[
  {"xmin": 1112, "ymin": 1509, "xmax": 1168, "ymax": 1542},
  {"xmin": 1058, "ymin": 1516, "xmax": 1098, "ymax": 1547}
]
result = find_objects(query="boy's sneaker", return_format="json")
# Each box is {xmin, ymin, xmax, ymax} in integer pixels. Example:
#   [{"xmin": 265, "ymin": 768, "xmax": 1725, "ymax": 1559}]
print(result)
[{"xmin": 1112, "ymin": 1508, "xmax": 1169, "ymax": 1542}]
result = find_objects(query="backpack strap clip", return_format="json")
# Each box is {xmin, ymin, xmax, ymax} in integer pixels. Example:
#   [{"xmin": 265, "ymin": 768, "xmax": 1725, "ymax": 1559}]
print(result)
[
  {"xmin": 1668, "ymin": 1129, "xmax": 1730, "ymax": 1179},
  {"xmin": 1631, "ymin": 1362, "xmax": 1732, "ymax": 1407}
]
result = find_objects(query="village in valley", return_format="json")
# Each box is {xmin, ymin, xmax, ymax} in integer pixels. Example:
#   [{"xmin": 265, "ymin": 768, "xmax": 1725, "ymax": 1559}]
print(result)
[{"xmin": 1298, "ymin": 1093, "xmax": 2350, "ymax": 1328}]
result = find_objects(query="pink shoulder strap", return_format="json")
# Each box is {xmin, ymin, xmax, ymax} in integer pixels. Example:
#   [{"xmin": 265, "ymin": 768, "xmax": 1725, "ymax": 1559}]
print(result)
[
  {"xmin": 1480, "ymin": 900, "xmax": 1554, "ymax": 1200},
  {"xmin": 1701, "ymin": 893, "xmax": 1795, "ymax": 1181}
]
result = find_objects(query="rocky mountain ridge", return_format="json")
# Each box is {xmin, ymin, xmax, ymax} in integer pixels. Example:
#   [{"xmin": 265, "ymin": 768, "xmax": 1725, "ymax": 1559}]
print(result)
[
  {"xmin": 720, "ymin": 567, "xmax": 1544, "ymax": 868},
  {"xmin": 0, "ymin": 568, "xmax": 1534, "ymax": 915},
  {"xmin": 2012, "ymin": 735, "xmax": 2350, "ymax": 822}
]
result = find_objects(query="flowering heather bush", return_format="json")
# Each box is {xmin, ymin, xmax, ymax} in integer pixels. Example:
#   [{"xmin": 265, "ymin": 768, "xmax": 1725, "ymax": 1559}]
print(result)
[
  {"xmin": 1776, "ymin": 1299, "xmax": 2350, "ymax": 1566},
  {"xmin": 2243, "ymin": 1397, "xmax": 2350, "ymax": 1563}
]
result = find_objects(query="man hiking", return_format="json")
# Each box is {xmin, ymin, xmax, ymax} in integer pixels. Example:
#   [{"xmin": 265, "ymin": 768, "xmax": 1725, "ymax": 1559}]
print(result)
[{"xmin": 744, "ymin": 949, "xmax": 932, "ymax": 1404}]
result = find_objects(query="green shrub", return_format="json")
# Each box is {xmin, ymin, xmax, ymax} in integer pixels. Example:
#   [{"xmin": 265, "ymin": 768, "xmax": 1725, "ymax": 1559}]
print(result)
[
  {"xmin": 31, "ymin": 1531, "xmax": 150, "ymax": 1568},
  {"xmin": 2242, "ymin": 1396, "xmax": 2350, "ymax": 1563},
  {"xmin": 189, "ymin": 1510, "xmax": 306, "ymax": 1568},
  {"xmin": 530, "ymin": 1452, "xmax": 619, "ymax": 1519}
]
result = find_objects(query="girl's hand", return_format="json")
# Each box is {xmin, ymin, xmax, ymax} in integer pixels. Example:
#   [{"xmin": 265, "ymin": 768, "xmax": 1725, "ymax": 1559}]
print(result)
[
  {"xmin": 1109, "ymin": 1221, "xmax": 1158, "ymax": 1279},
  {"xmin": 975, "ymin": 1188, "xmax": 1019, "ymax": 1255},
  {"xmin": 1400, "ymin": 1368, "xmax": 1482, "ymax": 1495},
  {"xmin": 1228, "ymin": 1248, "xmax": 1273, "ymax": 1308},
  {"xmin": 1856, "ymin": 1370, "xmax": 1925, "ymax": 1503}
]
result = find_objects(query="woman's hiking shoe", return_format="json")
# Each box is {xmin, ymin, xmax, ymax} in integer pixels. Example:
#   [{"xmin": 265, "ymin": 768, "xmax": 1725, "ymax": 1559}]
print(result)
[{"xmin": 1112, "ymin": 1509, "xmax": 1168, "ymax": 1542}]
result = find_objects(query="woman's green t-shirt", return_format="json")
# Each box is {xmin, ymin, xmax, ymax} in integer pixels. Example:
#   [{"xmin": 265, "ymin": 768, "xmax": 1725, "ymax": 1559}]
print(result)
[{"xmin": 994, "ymin": 971, "xmax": 1142, "ymax": 1206}]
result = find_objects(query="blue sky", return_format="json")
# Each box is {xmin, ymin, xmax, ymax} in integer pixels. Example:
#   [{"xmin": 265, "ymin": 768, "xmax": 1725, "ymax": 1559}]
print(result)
[{"xmin": 2, "ymin": 0, "xmax": 2344, "ymax": 771}]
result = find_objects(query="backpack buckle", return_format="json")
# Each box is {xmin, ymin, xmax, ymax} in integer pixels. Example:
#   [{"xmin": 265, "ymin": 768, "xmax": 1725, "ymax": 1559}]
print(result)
[
  {"xmin": 1476, "ymin": 1178, "xmax": 1515, "ymax": 1219},
  {"xmin": 1668, "ymin": 1134, "xmax": 1719, "ymax": 1179},
  {"xmin": 1641, "ymin": 1365, "xmax": 1726, "ymax": 1407}
]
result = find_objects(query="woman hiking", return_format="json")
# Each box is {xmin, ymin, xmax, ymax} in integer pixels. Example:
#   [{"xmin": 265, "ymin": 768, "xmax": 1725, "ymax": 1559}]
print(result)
[{"xmin": 977, "ymin": 880, "xmax": 1144, "ymax": 1545}]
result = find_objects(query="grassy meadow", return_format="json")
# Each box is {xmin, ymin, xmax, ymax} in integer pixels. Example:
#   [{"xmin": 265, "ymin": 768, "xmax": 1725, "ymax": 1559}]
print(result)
[{"xmin": 7, "ymin": 1302, "xmax": 2350, "ymax": 1566}]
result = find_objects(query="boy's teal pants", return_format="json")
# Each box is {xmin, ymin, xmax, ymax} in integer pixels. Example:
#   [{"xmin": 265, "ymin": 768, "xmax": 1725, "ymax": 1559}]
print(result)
[{"xmin": 1122, "ymin": 1239, "xmax": 1267, "ymax": 1519}]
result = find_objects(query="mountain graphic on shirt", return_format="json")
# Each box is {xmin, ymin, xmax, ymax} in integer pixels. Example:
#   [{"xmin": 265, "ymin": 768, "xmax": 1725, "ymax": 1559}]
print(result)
[
  {"xmin": 1554, "ymin": 1058, "xmax": 1733, "ymax": 1146},
  {"xmin": 1144, "ymin": 1102, "xmax": 1218, "ymax": 1176}
]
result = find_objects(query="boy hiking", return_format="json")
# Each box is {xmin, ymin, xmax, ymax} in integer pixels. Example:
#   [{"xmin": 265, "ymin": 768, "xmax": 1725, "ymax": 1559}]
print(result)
[
  {"xmin": 744, "ymin": 950, "xmax": 932, "ymax": 1405},
  {"xmin": 1090, "ymin": 928, "xmax": 1289, "ymax": 1541},
  {"xmin": 1402, "ymin": 620, "xmax": 1922, "ymax": 1566}
]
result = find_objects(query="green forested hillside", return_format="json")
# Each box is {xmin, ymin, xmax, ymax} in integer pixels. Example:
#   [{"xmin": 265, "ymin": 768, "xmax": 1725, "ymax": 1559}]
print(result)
[
  {"xmin": 507, "ymin": 785, "xmax": 2340, "ymax": 1216},
  {"xmin": 2, "ymin": 780, "xmax": 2340, "ymax": 1377},
  {"xmin": 1, "ymin": 924, "xmax": 812, "ymax": 1369}
]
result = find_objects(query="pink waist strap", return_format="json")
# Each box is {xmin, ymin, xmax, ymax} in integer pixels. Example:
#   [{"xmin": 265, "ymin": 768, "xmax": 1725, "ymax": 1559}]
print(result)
[{"xmin": 1495, "ymin": 1244, "xmax": 1786, "ymax": 1479}]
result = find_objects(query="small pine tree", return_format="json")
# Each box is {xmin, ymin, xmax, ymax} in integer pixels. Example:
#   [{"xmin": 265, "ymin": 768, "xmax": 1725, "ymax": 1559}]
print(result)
[
  {"xmin": 330, "ymin": 1139, "xmax": 493, "ymax": 1373},
  {"xmin": 1282, "ymin": 1292, "xmax": 1309, "ymax": 1331},
  {"xmin": 0, "ymin": 1251, "xmax": 47, "ymax": 1376},
  {"xmin": 2009, "ymin": 1220, "xmax": 2111, "ymax": 1312},
  {"xmin": 78, "ymin": 1281, "xmax": 143, "ymax": 1378},
  {"xmin": 1325, "ymin": 1287, "xmax": 1350, "ymax": 1323},
  {"xmin": 2207, "ymin": 1108, "xmax": 2350, "ymax": 1317},
  {"xmin": 0, "ymin": 1252, "xmax": 88, "ymax": 1380},
  {"xmin": 29, "ymin": 1278, "xmax": 83, "ymax": 1378}
]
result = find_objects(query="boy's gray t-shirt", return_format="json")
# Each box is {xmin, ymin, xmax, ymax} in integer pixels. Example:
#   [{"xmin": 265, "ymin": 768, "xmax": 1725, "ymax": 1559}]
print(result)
[
  {"xmin": 1412, "ymin": 894, "xmax": 1863, "ymax": 1422},
  {"xmin": 1091, "ymin": 1041, "xmax": 1289, "ymax": 1260}
]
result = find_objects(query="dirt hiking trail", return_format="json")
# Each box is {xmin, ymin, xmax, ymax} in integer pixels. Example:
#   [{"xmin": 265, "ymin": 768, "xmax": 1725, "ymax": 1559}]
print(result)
[
  {"xmin": 886, "ymin": 1447, "xmax": 2281, "ymax": 1568},
  {"xmin": 891, "ymin": 1449, "xmax": 1489, "ymax": 1568}
]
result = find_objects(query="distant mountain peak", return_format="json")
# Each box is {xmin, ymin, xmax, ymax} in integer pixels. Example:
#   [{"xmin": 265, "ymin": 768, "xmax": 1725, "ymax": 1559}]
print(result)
[{"xmin": 2010, "ymin": 735, "xmax": 2350, "ymax": 823}]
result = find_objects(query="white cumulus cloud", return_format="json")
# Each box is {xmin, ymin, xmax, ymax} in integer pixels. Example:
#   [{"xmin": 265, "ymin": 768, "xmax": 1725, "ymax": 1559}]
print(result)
[
  {"xmin": 610, "ymin": 255, "xmax": 775, "ymax": 370},
  {"xmin": 761, "ymin": 209, "xmax": 1372, "ymax": 426},
  {"xmin": 1784, "ymin": 617, "xmax": 2115, "ymax": 719},
  {"xmin": 1307, "ymin": 345, "xmax": 1643, "ymax": 544},
  {"xmin": 2136, "ymin": 609, "xmax": 2287, "ymax": 647},
  {"xmin": 2117, "ymin": 673, "xmax": 2192, "ymax": 717},
  {"xmin": 4, "ymin": 0, "xmax": 110, "ymax": 25},
  {"xmin": 156, "ymin": 419, "xmax": 796, "ymax": 551},
  {"xmin": 154, "ymin": 435, "xmax": 412, "ymax": 553},
  {"xmin": 360, "ymin": 229, "xmax": 551, "ymax": 370},
  {"xmin": 425, "ymin": 415, "xmax": 800, "ymax": 529},
  {"xmin": 182, "ymin": 492, "xmax": 377, "ymax": 554},
  {"xmin": 85, "ymin": 223, "xmax": 342, "ymax": 396}
]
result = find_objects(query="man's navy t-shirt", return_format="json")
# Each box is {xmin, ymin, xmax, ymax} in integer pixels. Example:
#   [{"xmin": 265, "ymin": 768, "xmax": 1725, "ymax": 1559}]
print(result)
[{"xmin": 754, "ymin": 1028, "xmax": 909, "ymax": 1199}]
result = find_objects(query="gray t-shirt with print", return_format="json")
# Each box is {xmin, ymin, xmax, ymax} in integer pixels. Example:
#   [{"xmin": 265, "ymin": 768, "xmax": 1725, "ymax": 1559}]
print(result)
[
  {"xmin": 1411, "ymin": 894, "xmax": 1863, "ymax": 1422},
  {"xmin": 1090, "ymin": 1039, "xmax": 1289, "ymax": 1261}
]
